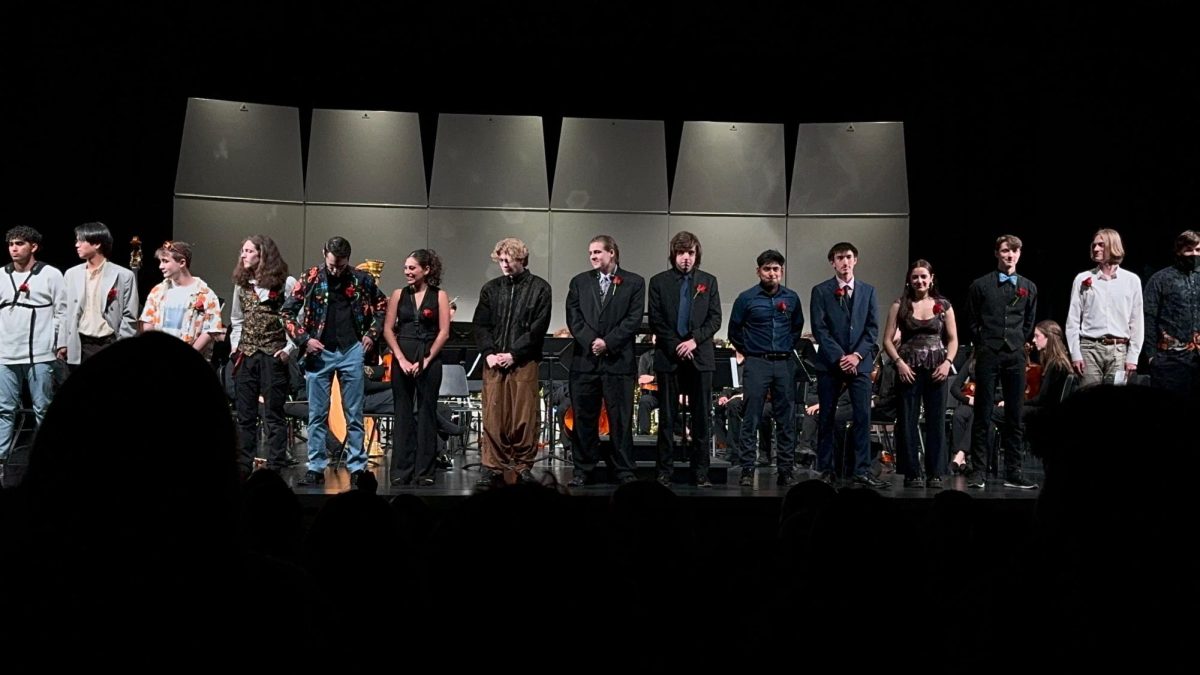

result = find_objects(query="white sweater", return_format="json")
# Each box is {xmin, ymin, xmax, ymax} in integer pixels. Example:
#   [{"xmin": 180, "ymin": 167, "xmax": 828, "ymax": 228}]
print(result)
[{"xmin": 1, "ymin": 262, "xmax": 68, "ymax": 365}]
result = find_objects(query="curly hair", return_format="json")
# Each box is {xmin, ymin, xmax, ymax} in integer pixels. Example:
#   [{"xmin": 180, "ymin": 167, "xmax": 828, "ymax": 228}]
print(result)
[
  {"xmin": 233, "ymin": 235, "xmax": 289, "ymax": 292},
  {"xmin": 6, "ymin": 225, "xmax": 42, "ymax": 246},
  {"xmin": 407, "ymin": 249, "xmax": 443, "ymax": 288},
  {"xmin": 491, "ymin": 238, "xmax": 529, "ymax": 266}
]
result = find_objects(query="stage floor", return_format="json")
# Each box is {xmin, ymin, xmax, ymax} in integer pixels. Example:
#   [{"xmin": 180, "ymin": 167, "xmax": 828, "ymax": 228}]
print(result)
[{"xmin": 284, "ymin": 441, "xmax": 1043, "ymax": 501}]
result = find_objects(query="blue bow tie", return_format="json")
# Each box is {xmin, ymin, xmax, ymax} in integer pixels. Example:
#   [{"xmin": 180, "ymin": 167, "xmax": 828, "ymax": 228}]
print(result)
[{"xmin": 998, "ymin": 272, "xmax": 1018, "ymax": 285}]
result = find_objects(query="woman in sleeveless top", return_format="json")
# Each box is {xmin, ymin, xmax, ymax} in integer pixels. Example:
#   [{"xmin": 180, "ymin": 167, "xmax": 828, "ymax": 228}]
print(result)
[
  {"xmin": 383, "ymin": 249, "xmax": 451, "ymax": 486},
  {"xmin": 883, "ymin": 259, "xmax": 959, "ymax": 488}
]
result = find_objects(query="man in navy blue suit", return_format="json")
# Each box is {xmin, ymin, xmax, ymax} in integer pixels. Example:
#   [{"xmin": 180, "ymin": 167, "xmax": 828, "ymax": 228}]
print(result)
[{"xmin": 810, "ymin": 242, "xmax": 889, "ymax": 488}]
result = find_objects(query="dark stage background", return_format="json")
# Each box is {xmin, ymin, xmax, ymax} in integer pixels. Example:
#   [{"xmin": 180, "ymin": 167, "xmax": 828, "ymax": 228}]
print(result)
[{"xmin": 4, "ymin": 2, "xmax": 1196, "ymax": 332}]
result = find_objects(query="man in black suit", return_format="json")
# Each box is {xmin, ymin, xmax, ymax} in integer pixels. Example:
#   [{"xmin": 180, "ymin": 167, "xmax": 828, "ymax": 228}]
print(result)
[
  {"xmin": 647, "ymin": 231, "xmax": 723, "ymax": 487},
  {"xmin": 565, "ymin": 235, "xmax": 646, "ymax": 486},
  {"xmin": 965, "ymin": 234, "xmax": 1039, "ymax": 490},
  {"xmin": 810, "ymin": 242, "xmax": 889, "ymax": 489}
]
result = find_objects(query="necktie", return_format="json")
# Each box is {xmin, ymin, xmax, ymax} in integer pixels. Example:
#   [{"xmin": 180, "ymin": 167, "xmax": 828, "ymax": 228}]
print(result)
[
  {"xmin": 999, "ymin": 272, "xmax": 1018, "ymax": 285},
  {"xmin": 599, "ymin": 273, "xmax": 610, "ymax": 297},
  {"xmin": 678, "ymin": 274, "xmax": 692, "ymax": 336}
]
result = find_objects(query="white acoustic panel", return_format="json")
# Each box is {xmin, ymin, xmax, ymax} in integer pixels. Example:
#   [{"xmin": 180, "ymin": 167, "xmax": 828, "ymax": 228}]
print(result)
[
  {"xmin": 306, "ymin": 109, "xmax": 427, "ymax": 207},
  {"xmin": 175, "ymin": 98, "xmax": 303, "ymax": 202},
  {"xmin": 429, "ymin": 114, "xmax": 548, "ymax": 209},
  {"xmin": 547, "ymin": 212, "xmax": 666, "ymax": 333},
  {"xmin": 786, "ymin": 216, "xmax": 910, "ymax": 342},
  {"xmin": 790, "ymin": 122, "xmax": 910, "ymax": 215},
  {"xmin": 427, "ymin": 209, "xmax": 551, "ymax": 322},
  {"xmin": 172, "ymin": 197, "xmax": 306, "ymax": 318},
  {"xmin": 671, "ymin": 121, "xmax": 787, "ymax": 216},
  {"xmin": 302, "ymin": 206, "xmax": 428, "ymax": 295},
  {"xmin": 551, "ymin": 118, "xmax": 668, "ymax": 213},
  {"xmin": 667, "ymin": 215, "xmax": 787, "ymax": 339}
]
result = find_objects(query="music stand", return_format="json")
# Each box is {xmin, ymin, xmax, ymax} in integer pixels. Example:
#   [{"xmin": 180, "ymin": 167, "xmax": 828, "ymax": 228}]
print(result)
[{"xmin": 536, "ymin": 338, "xmax": 574, "ymax": 465}]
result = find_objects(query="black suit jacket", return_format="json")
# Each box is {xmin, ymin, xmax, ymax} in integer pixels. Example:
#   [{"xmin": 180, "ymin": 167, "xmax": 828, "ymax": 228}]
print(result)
[
  {"xmin": 967, "ymin": 271, "xmax": 1038, "ymax": 352},
  {"xmin": 647, "ymin": 268, "xmax": 722, "ymax": 372},
  {"xmin": 566, "ymin": 267, "xmax": 646, "ymax": 375}
]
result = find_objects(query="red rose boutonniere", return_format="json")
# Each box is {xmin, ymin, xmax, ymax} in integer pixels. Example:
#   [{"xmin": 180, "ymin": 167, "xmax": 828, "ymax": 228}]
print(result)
[
  {"xmin": 834, "ymin": 286, "xmax": 847, "ymax": 308},
  {"xmin": 777, "ymin": 301, "xmax": 788, "ymax": 313},
  {"xmin": 611, "ymin": 275, "xmax": 623, "ymax": 287},
  {"xmin": 193, "ymin": 295, "xmax": 207, "ymax": 312},
  {"xmin": 693, "ymin": 282, "xmax": 708, "ymax": 300},
  {"xmin": 421, "ymin": 308, "xmax": 434, "ymax": 319},
  {"xmin": 107, "ymin": 287, "xmax": 118, "ymax": 303},
  {"xmin": 18, "ymin": 283, "xmax": 29, "ymax": 295},
  {"xmin": 933, "ymin": 302, "xmax": 944, "ymax": 315},
  {"xmin": 268, "ymin": 289, "xmax": 279, "ymax": 300},
  {"xmin": 1010, "ymin": 287, "xmax": 1029, "ymax": 306},
  {"xmin": 1081, "ymin": 277, "xmax": 1093, "ymax": 293},
  {"xmin": 344, "ymin": 285, "xmax": 356, "ymax": 298}
]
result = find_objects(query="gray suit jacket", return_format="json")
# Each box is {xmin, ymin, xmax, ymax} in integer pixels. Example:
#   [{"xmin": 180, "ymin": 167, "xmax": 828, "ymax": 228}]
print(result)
[{"xmin": 63, "ymin": 261, "xmax": 140, "ymax": 364}]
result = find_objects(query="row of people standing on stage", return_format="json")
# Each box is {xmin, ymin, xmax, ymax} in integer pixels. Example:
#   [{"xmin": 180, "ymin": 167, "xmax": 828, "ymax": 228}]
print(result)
[{"xmin": 5, "ymin": 220, "xmax": 1195, "ymax": 491}]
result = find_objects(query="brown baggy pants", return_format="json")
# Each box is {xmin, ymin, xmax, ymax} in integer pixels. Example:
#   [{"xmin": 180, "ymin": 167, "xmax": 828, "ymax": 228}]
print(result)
[{"xmin": 480, "ymin": 360, "xmax": 541, "ymax": 472}]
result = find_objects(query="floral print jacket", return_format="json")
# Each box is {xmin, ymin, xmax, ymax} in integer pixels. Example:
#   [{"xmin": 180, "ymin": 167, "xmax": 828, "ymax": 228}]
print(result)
[
  {"xmin": 280, "ymin": 265, "xmax": 387, "ymax": 364},
  {"xmin": 139, "ymin": 277, "xmax": 225, "ymax": 349}
]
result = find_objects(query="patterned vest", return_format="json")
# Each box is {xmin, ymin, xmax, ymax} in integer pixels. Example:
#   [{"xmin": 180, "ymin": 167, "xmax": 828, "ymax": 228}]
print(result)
[{"xmin": 238, "ymin": 284, "xmax": 287, "ymax": 356}]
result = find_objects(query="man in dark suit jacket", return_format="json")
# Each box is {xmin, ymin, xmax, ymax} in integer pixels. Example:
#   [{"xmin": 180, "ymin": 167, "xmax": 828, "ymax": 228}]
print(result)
[
  {"xmin": 565, "ymin": 235, "xmax": 646, "ymax": 486},
  {"xmin": 965, "ymin": 234, "xmax": 1039, "ymax": 490},
  {"xmin": 810, "ymin": 242, "xmax": 889, "ymax": 488},
  {"xmin": 648, "ymin": 231, "xmax": 722, "ymax": 487}
]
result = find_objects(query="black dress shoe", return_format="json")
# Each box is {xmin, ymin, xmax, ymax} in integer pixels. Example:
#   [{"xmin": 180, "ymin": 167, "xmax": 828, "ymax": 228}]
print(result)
[
  {"xmin": 298, "ymin": 469, "xmax": 325, "ymax": 486},
  {"xmin": 475, "ymin": 469, "xmax": 502, "ymax": 488},
  {"xmin": 416, "ymin": 475, "xmax": 435, "ymax": 487},
  {"xmin": 435, "ymin": 453, "xmax": 453, "ymax": 470},
  {"xmin": 390, "ymin": 475, "xmax": 410, "ymax": 487},
  {"xmin": 817, "ymin": 470, "xmax": 836, "ymax": 485},
  {"xmin": 567, "ymin": 475, "xmax": 590, "ymax": 488},
  {"xmin": 776, "ymin": 471, "xmax": 795, "ymax": 488},
  {"xmin": 517, "ymin": 469, "xmax": 538, "ymax": 484},
  {"xmin": 695, "ymin": 474, "xmax": 713, "ymax": 488},
  {"xmin": 656, "ymin": 472, "xmax": 672, "ymax": 487},
  {"xmin": 618, "ymin": 474, "xmax": 638, "ymax": 485},
  {"xmin": 853, "ymin": 474, "xmax": 891, "ymax": 489},
  {"xmin": 351, "ymin": 470, "xmax": 376, "ymax": 491}
]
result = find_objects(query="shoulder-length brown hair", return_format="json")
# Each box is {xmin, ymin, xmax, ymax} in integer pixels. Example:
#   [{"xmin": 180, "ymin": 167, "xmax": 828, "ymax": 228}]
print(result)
[{"xmin": 233, "ymin": 235, "xmax": 289, "ymax": 291}]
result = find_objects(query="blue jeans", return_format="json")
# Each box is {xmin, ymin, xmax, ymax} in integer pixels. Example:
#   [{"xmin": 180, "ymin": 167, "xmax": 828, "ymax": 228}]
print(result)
[
  {"xmin": 304, "ymin": 343, "xmax": 366, "ymax": 472},
  {"xmin": 0, "ymin": 362, "xmax": 55, "ymax": 459}
]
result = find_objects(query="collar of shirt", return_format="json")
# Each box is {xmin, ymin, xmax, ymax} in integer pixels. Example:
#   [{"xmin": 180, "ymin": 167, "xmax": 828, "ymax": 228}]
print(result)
[
  {"xmin": 837, "ymin": 278, "xmax": 855, "ymax": 292},
  {"xmin": 1095, "ymin": 265, "xmax": 1119, "ymax": 281}
]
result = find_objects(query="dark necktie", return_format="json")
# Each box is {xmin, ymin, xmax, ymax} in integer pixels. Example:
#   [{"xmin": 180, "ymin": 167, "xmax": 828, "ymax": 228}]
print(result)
[{"xmin": 678, "ymin": 274, "xmax": 692, "ymax": 337}]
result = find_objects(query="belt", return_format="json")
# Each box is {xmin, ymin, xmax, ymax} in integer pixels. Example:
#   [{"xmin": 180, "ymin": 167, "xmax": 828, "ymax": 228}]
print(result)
[
  {"xmin": 1082, "ymin": 335, "xmax": 1130, "ymax": 346},
  {"xmin": 751, "ymin": 353, "xmax": 792, "ymax": 361}
]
